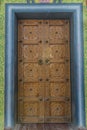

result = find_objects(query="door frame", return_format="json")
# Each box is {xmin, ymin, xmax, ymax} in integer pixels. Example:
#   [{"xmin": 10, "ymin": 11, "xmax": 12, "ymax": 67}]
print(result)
[{"xmin": 5, "ymin": 3, "xmax": 86, "ymax": 130}]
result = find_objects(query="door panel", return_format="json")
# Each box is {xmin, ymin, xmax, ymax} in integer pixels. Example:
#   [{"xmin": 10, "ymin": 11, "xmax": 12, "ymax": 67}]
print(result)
[
  {"xmin": 23, "ymin": 63, "xmax": 44, "ymax": 82},
  {"xmin": 50, "ymin": 63, "xmax": 65, "ymax": 81},
  {"xmin": 50, "ymin": 45, "xmax": 66, "ymax": 62},
  {"xmin": 18, "ymin": 19, "xmax": 71, "ymax": 123},
  {"xmin": 23, "ymin": 45, "xmax": 42, "ymax": 62}
]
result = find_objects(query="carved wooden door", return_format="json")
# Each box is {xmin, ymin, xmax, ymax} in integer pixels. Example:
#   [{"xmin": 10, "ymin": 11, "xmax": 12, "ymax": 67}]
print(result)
[{"xmin": 18, "ymin": 20, "xmax": 71, "ymax": 123}]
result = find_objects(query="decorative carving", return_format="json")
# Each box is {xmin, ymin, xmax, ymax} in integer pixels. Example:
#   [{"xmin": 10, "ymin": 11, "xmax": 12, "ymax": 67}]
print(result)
[
  {"xmin": 24, "ymin": 102, "xmax": 38, "ymax": 116},
  {"xmin": 23, "ymin": 63, "xmax": 44, "ymax": 82},
  {"xmin": 18, "ymin": 20, "xmax": 71, "ymax": 123},
  {"xmin": 50, "ymin": 63, "xmax": 65, "ymax": 81},
  {"xmin": 23, "ymin": 45, "xmax": 40, "ymax": 62},
  {"xmin": 23, "ymin": 83, "xmax": 39, "ymax": 97},
  {"xmin": 50, "ymin": 102, "xmax": 65, "ymax": 116},
  {"xmin": 50, "ymin": 83, "xmax": 66, "ymax": 97},
  {"xmin": 23, "ymin": 25, "xmax": 39, "ymax": 44},
  {"xmin": 50, "ymin": 45, "xmax": 65, "ymax": 62},
  {"xmin": 50, "ymin": 26, "xmax": 64, "ymax": 41}
]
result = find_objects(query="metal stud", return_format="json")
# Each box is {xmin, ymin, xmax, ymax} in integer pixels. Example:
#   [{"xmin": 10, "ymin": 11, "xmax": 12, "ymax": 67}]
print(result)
[
  {"xmin": 39, "ymin": 97, "xmax": 43, "ymax": 101},
  {"xmin": 29, "ymin": 88, "xmax": 32, "ymax": 91},
  {"xmin": 56, "ymin": 69, "xmax": 58, "ymax": 71},
  {"xmin": 29, "ymin": 108, "xmax": 32, "ymax": 111},
  {"xmin": 66, "ymin": 78, "xmax": 69, "ymax": 82},
  {"xmin": 56, "ymin": 88, "xmax": 59, "ymax": 91},
  {"xmin": 46, "ymin": 78, "xmax": 49, "ymax": 81},
  {"xmin": 39, "ymin": 78, "xmax": 43, "ymax": 81},
  {"xmin": 45, "ymin": 98, "xmax": 49, "ymax": 101},
  {"xmin": 30, "ymin": 50, "xmax": 32, "ymax": 53},
  {"xmin": 19, "ymin": 59, "xmax": 22, "ymax": 62},
  {"xmin": 39, "ymin": 40, "xmax": 42, "ymax": 43},
  {"xmin": 66, "ymin": 59, "xmax": 69, "ymax": 62},
  {"xmin": 66, "ymin": 40, "xmax": 68, "ymax": 43},
  {"xmin": 19, "ymin": 40, "xmax": 22, "ymax": 43},
  {"xmin": 19, "ymin": 79, "xmax": 22, "ymax": 82},
  {"xmin": 45, "ymin": 40, "xmax": 48, "ymax": 43},
  {"xmin": 57, "ymin": 107, "xmax": 59, "ymax": 110},
  {"xmin": 45, "ymin": 21, "xmax": 48, "ymax": 24},
  {"xmin": 39, "ymin": 21, "xmax": 42, "ymax": 24}
]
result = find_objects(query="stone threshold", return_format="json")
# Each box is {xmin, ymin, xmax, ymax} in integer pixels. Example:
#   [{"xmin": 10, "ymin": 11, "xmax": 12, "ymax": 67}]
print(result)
[{"xmin": 4, "ymin": 124, "xmax": 87, "ymax": 130}]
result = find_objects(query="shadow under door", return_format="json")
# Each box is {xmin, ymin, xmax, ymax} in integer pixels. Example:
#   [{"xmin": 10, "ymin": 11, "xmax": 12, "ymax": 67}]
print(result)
[{"xmin": 18, "ymin": 19, "xmax": 71, "ymax": 123}]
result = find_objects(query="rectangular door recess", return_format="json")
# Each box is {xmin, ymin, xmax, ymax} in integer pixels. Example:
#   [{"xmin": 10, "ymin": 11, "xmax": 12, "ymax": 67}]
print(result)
[{"xmin": 18, "ymin": 20, "xmax": 71, "ymax": 123}]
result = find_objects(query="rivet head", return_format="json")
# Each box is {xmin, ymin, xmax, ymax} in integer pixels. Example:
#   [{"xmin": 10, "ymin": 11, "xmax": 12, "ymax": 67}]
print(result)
[
  {"xmin": 65, "ymin": 20, "xmax": 69, "ymax": 24},
  {"xmin": 46, "ymin": 78, "xmax": 49, "ymax": 81},
  {"xmin": 65, "ymin": 97, "xmax": 70, "ymax": 101},
  {"xmin": 39, "ymin": 78, "xmax": 43, "ymax": 81},
  {"xmin": 19, "ymin": 79, "xmax": 22, "ymax": 82},
  {"xmin": 29, "ymin": 88, "xmax": 32, "ymax": 91},
  {"xmin": 39, "ymin": 40, "xmax": 42, "ymax": 43},
  {"xmin": 29, "ymin": 108, "xmax": 32, "ymax": 111},
  {"xmin": 45, "ymin": 22, "xmax": 48, "ymax": 24},
  {"xmin": 39, "ymin": 21, "xmax": 42, "ymax": 24},
  {"xmin": 45, "ymin": 40, "xmax": 48, "ymax": 43},
  {"xmin": 56, "ymin": 88, "xmax": 59, "ymax": 91},
  {"xmin": 66, "ymin": 78, "xmax": 69, "ymax": 82},
  {"xmin": 19, "ymin": 22, "xmax": 22, "ymax": 24},
  {"xmin": 55, "ymin": 32, "xmax": 58, "ymax": 34},
  {"xmin": 19, "ymin": 59, "xmax": 22, "ymax": 62},
  {"xmin": 66, "ymin": 40, "xmax": 68, "ymax": 43},
  {"xmin": 39, "ymin": 98, "xmax": 43, "ymax": 101},
  {"xmin": 30, "ymin": 50, "xmax": 32, "ymax": 53},
  {"xmin": 66, "ymin": 59, "xmax": 69, "ymax": 62},
  {"xmin": 19, "ymin": 40, "xmax": 22, "ymax": 43},
  {"xmin": 46, "ymin": 98, "xmax": 49, "ymax": 101},
  {"xmin": 56, "ymin": 107, "xmax": 59, "ymax": 110},
  {"xmin": 56, "ymin": 69, "xmax": 58, "ymax": 71}
]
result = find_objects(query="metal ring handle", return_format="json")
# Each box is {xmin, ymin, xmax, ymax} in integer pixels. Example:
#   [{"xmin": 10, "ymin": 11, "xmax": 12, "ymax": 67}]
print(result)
[
  {"xmin": 38, "ymin": 59, "xmax": 43, "ymax": 65},
  {"xmin": 45, "ymin": 59, "xmax": 50, "ymax": 64}
]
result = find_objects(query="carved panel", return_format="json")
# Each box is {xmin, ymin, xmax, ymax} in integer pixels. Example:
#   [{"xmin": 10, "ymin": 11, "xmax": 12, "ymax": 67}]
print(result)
[
  {"xmin": 49, "ymin": 20, "xmax": 69, "ymax": 44},
  {"xmin": 49, "ymin": 26, "xmax": 64, "ymax": 43},
  {"xmin": 50, "ymin": 63, "xmax": 65, "ymax": 81},
  {"xmin": 50, "ymin": 45, "xmax": 66, "ymax": 62},
  {"xmin": 23, "ymin": 83, "xmax": 39, "ymax": 97},
  {"xmin": 23, "ymin": 45, "xmax": 42, "ymax": 62},
  {"xmin": 23, "ymin": 102, "xmax": 39, "ymax": 116},
  {"xmin": 23, "ymin": 63, "xmax": 44, "ymax": 82},
  {"xmin": 50, "ymin": 83, "xmax": 66, "ymax": 97},
  {"xmin": 23, "ymin": 26, "xmax": 39, "ymax": 44},
  {"xmin": 50, "ymin": 102, "xmax": 65, "ymax": 116}
]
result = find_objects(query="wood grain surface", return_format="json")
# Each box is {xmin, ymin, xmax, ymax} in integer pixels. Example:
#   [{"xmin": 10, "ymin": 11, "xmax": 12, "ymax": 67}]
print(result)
[{"xmin": 18, "ymin": 20, "xmax": 71, "ymax": 123}]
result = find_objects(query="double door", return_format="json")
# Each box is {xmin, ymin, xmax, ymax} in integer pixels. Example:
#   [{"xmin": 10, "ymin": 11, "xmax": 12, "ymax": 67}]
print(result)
[{"xmin": 18, "ymin": 20, "xmax": 71, "ymax": 123}]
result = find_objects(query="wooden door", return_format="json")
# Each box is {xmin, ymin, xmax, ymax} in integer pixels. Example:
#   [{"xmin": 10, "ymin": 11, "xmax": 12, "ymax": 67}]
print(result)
[{"xmin": 18, "ymin": 20, "xmax": 71, "ymax": 123}]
